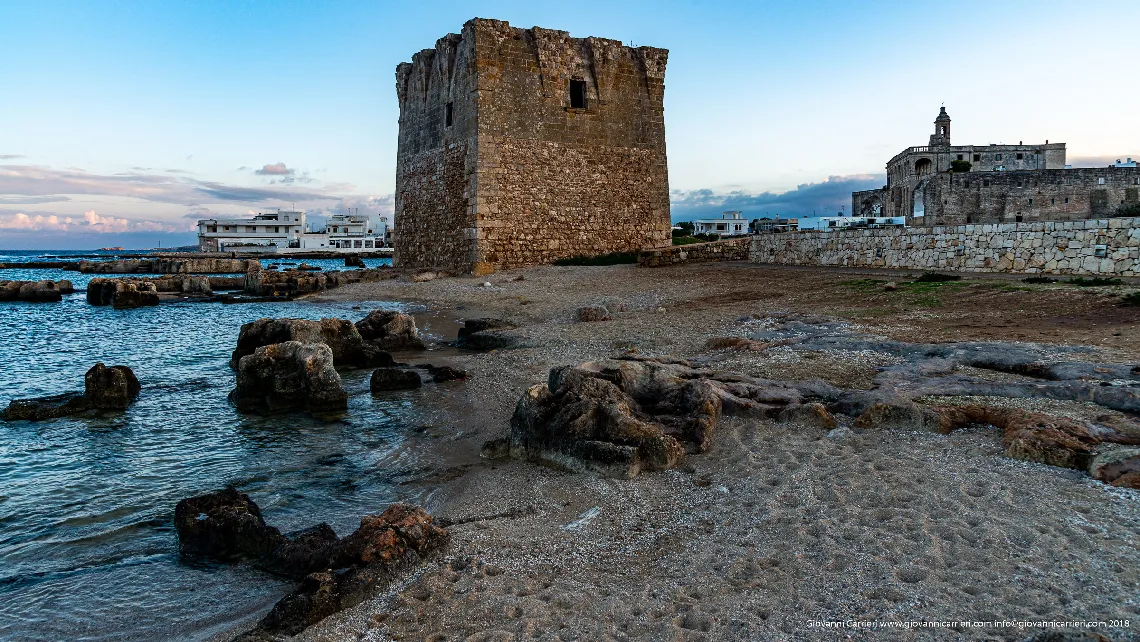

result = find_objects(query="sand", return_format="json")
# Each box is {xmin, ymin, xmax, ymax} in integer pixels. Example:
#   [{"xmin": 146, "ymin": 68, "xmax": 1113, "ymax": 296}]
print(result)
[{"xmin": 268, "ymin": 262, "xmax": 1138, "ymax": 642}]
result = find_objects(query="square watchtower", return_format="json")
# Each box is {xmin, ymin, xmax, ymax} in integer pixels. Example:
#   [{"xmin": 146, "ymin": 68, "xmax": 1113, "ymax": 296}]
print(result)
[{"xmin": 394, "ymin": 18, "xmax": 671, "ymax": 274}]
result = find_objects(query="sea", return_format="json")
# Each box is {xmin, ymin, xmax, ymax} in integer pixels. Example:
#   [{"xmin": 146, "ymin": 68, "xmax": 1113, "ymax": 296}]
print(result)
[{"xmin": 0, "ymin": 250, "xmax": 441, "ymax": 641}]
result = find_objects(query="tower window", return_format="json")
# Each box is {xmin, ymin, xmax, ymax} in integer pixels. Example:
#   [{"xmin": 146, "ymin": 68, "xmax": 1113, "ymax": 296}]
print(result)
[
  {"xmin": 1015, "ymin": 214, "xmax": 1023, "ymax": 222},
  {"xmin": 996, "ymin": 154, "xmax": 1003, "ymax": 161},
  {"xmin": 973, "ymin": 154, "xmax": 981, "ymax": 161},
  {"xmin": 570, "ymin": 79, "xmax": 587, "ymax": 109},
  {"xmin": 445, "ymin": 102, "xmax": 453, "ymax": 127},
  {"xmin": 957, "ymin": 154, "xmax": 963, "ymax": 160},
  {"xmin": 1016, "ymin": 153, "xmax": 1024, "ymax": 160}
]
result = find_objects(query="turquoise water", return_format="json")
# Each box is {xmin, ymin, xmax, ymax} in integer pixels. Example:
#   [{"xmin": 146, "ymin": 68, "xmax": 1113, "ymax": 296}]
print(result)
[{"xmin": 0, "ymin": 251, "xmax": 426, "ymax": 641}]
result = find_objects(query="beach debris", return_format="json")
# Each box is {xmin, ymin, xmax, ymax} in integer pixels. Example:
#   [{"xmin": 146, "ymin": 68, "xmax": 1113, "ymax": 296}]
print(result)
[
  {"xmin": 0, "ymin": 279, "xmax": 72, "ymax": 302},
  {"xmin": 563, "ymin": 506, "xmax": 601, "ymax": 531},
  {"xmin": 174, "ymin": 489, "xmax": 447, "ymax": 640},
  {"xmin": 454, "ymin": 317, "xmax": 519, "ymax": 350},
  {"xmin": 231, "ymin": 317, "xmax": 395, "ymax": 369},
  {"xmin": 3, "ymin": 362, "xmax": 140, "ymax": 421},
  {"xmin": 355, "ymin": 309, "xmax": 425, "ymax": 351},
  {"xmin": 576, "ymin": 305, "xmax": 611, "ymax": 322},
  {"xmin": 229, "ymin": 341, "xmax": 348, "ymax": 415},
  {"xmin": 370, "ymin": 368, "xmax": 423, "ymax": 392}
]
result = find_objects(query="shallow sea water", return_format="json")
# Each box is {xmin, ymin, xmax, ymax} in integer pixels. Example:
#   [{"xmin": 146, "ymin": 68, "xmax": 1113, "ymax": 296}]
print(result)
[{"xmin": 0, "ymin": 251, "xmax": 436, "ymax": 641}]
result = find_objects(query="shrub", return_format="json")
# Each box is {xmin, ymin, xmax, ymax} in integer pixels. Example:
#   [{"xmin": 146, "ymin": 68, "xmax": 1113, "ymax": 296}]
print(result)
[
  {"xmin": 1121, "ymin": 292, "xmax": 1140, "ymax": 306},
  {"xmin": 950, "ymin": 160, "xmax": 972, "ymax": 173},
  {"xmin": 1066, "ymin": 276, "xmax": 1123, "ymax": 287},
  {"xmin": 553, "ymin": 252, "xmax": 639, "ymax": 266},
  {"xmin": 1022, "ymin": 276, "xmax": 1057, "ymax": 284},
  {"xmin": 673, "ymin": 221, "xmax": 695, "ymax": 236},
  {"xmin": 672, "ymin": 236, "xmax": 703, "ymax": 246},
  {"xmin": 1115, "ymin": 202, "xmax": 1140, "ymax": 218},
  {"xmin": 914, "ymin": 272, "xmax": 962, "ymax": 283}
]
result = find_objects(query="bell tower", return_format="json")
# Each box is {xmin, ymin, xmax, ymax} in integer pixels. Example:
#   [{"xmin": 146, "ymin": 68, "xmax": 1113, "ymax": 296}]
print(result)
[{"xmin": 929, "ymin": 105, "xmax": 951, "ymax": 147}]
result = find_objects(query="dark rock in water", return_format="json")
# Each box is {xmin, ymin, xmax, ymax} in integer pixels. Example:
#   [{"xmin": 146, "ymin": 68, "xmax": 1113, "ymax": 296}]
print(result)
[
  {"xmin": 174, "ymin": 488, "xmax": 285, "ymax": 561},
  {"xmin": 84, "ymin": 363, "xmax": 140, "ymax": 409},
  {"xmin": 344, "ymin": 255, "xmax": 365, "ymax": 268},
  {"xmin": 3, "ymin": 362, "xmax": 140, "ymax": 421},
  {"xmin": 297, "ymin": 262, "xmax": 321, "ymax": 271},
  {"xmin": 230, "ymin": 341, "xmax": 348, "ymax": 415},
  {"xmin": 369, "ymin": 368, "xmax": 422, "ymax": 392},
  {"xmin": 231, "ymin": 317, "xmax": 394, "ymax": 369},
  {"xmin": 173, "ymin": 490, "xmax": 449, "ymax": 640},
  {"xmin": 0, "ymin": 279, "xmax": 67, "ymax": 302},
  {"xmin": 455, "ymin": 317, "xmax": 519, "ymax": 350},
  {"xmin": 3, "ymin": 393, "xmax": 90, "ymax": 421},
  {"xmin": 355, "ymin": 310, "xmax": 425, "ymax": 351},
  {"xmin": 424, "ymin": 364, "xmax": 468, "ymax": 383}
]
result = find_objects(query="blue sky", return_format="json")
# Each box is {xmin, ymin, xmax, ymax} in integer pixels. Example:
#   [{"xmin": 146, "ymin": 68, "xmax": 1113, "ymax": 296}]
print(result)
[{"xmin": 1, "ymin": 0, "xmax": 1137, "ymax": 248}]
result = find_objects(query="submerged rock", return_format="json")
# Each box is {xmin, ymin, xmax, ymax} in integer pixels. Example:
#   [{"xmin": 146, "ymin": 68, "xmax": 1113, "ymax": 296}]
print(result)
[
  {"xmin": 424, "ymin": 364, "xmax": 468, "ymax": 383},
  {"xmin": 3, "ymin": 362, "xmax": 140, "ymax": 421},
  {"xmin": 174, "ymin": 488, "xmax": 284, "ymax": 561},
  {"xmin": 230, "ymin": 341, "xmax": 348, "ymax": 415},
  {"xmin": 344, "ymin": 254, "xmax": 365, "ymax": 268},
  {"xmin": 231, "ymin": 317, "xmax": 394, "ymax": 369},
  {"xmin": 355, "ymin": 310, "xmax": 425, "ymax": 351},
  {"xmin": 455, "ymin": 317, "xmax": 518, "ymax": 350},
  {"xmin": 369, "ymin": 368, "xmax": 422, "ymax": 392}
]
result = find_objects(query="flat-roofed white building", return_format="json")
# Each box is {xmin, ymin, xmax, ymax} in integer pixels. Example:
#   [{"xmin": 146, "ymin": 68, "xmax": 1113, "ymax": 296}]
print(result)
[
  {"xmin": 693, "ymin": 211, "xmax": 748, "ymax": 237},
  {"xmin": 197, "ymin": 210, "xmax": 304, "ymax": 252},
  {"xmin": 299, "ymin": 213, "xmax": 389, "ymax": 251}
]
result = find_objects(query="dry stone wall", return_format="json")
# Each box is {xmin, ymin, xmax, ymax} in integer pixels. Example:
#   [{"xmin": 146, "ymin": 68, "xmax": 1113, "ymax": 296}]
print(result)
[
  {"xmin": 638, "ymin": 237, "xmax": 751, "ymax": 267},
  {"xmin": 394, "ymin": 18, "xmax": 671, "ymax": 275},
  {"xmin": 750, "ymin": 218, "xmax": 1140, "ymax": 276}
]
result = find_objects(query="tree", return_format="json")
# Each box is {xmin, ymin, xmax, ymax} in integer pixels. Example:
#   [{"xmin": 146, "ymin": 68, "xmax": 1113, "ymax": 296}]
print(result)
[
  {"xmin": 673, "ymin": 221, "xmax": 695, "ymax": 237},
  {"xmin": 1115, "ymin": 201, "xmax": 1140, "ymax": 218},
  {"xmin": 950, "ymin": 160, "xmax": 972, "ymax": 173}
]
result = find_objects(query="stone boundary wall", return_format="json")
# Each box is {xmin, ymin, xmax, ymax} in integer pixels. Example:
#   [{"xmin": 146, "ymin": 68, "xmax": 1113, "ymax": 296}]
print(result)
[
  {"xmin": 749, "ymin": 218, "xmax": 1140, "ymax": 276},
  {"xmin": 638, "ymin": 237, "xmax": 751, "ymax": 267}
]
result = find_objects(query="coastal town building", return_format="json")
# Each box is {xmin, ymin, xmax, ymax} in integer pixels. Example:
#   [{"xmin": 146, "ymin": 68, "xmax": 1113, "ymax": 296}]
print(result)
[
  {"xmin": 693, "ymin": 211, "xmax": 748, "ymax": 236},
  {"xmin": 852, "ymin": 107, "xmax": 1140, "ymax": 226},
  {"xmin": 197, "ymin": 210, "xmax": 389, "ymax": 253},
  {"xmin": 795, "ymin": 215, "xmax": 905, "ymax": 231},
  {"xmin": 393, "ymin": 18, "xmax": 672, "ymax": 274}
]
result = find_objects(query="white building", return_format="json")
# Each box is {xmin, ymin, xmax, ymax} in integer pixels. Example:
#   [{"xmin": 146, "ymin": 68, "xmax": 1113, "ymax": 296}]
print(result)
[
  {"xmin": 797, "ymin": 215, "xmax": 906, "ymax": 231},
  {"xmin": 197, "ymin": 210, "xmax": 304, "ymax": 252},
  {"xmin": 693, "ymin": 211, "xmax": 749, "ymax": 236},
  {"xmin": 198, "ymin": 210, "xmax": 391, "ymax": 253}
]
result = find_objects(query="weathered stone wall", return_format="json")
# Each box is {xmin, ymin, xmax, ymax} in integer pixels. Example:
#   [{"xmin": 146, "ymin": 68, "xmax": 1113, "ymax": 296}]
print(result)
[
  {"xmin": 394, "ymin": 18, "xmax": 671, "ymax": 274},
  {"xmin": 638, "ymin": 237, "xmax": 751, "ymax": 267},
  {"xmin": 394, "ymin": 26, "xmax": 479, "ymax": 274},
  {"xmin": 857, "ymin": 167, "xmax": 1140, "ymax": 227},
  {"xmin": 77, "ymin": 258, "xmax": 259, "ymax": 274},
  {"xmin": 750, "ymin": 218, "xmax": 1140, "ymax": 276}
]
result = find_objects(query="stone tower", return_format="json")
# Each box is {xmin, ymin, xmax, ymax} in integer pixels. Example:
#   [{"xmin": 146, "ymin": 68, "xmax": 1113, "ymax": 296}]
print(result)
[
  {"xmin": 929, "ymin": 106, "xmax": 951, "ymax": 147},
  {"xmin": 393, "ymin": 18, "xmax": 672, "ymax": 274}
]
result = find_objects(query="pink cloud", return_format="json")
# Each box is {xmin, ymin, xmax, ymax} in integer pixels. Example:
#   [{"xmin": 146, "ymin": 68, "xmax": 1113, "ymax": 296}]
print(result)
[
  {"xmin": 255, "ymin": 162, "xmax": 293, "ymax": 176},
  {"xmin": 0, "ymin": 209, "xmax": 189, "ymax": 233}
]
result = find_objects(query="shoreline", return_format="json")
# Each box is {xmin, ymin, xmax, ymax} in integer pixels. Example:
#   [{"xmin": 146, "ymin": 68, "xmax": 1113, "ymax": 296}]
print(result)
[{"xmin": 247, "ymin": 262, "xmax": 1140, "ymax": 641}]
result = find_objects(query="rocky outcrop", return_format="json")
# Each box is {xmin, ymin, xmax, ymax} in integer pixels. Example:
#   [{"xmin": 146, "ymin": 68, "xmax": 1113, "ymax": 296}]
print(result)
[
  {"xmin": 242, "ymin": 265, "xmax": 397, "ymax": 297},
  {"xmin": 1089, "ymin": 448, "xmax": 1140, "ymax": 489},
  {"xmin": 344, "ymin": 255, "xmax": 366, "ymax": 268},
  {"xmin": 3, "ymin": 363, "xmax": 140, "ymax": 421},
  {"xmin": 86, "ymin": 278, "xmax": 160, "ymax": 308},
  {"xmin": 497, "ymin": 356, "xmax": 829, "ymax": 478},
  {"xmin": 424, "ymin": 364, "xmax": 468, "ymax": 383},
  {"xmin": 370, "ymin": 368, "xmax": 422, "ymax": 392},
  {"xmin": 174, "ymin": 489, "xmax": 447, "ymax": 640},
  {"xmin": 231, "ymin": 318, "xmax": 394, "ymax": 369},
  {"xmin": 576, "ymin": 305, "xmax": 611, "ymax": 322},
  {"xmin": 78, "ymin": 257, "xmax": 257, "ymax": 274},
  {"xmin": 455, "ymin": 318, "xmax": 519, "ymax": 350},
  {"xmin": 230, "ymin": 341, "xmax": 348, "ymax": 415},
  {"xmin": 0, "ymin": 279, "xmax": 71, "ymax": 302},
  {"xmin": 355, "ymin": 310, "xmax": 425, "ymax": 351}
]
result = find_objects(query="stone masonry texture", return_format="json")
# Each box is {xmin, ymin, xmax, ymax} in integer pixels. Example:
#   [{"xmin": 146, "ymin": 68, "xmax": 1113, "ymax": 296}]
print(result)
[
  {"xmin": 394, "ymin": 18, "xmax": 671, "ymax": 274},
  {"xmin": 638, "ymin": 237, "xmax": 751, "ymax": 267},
  {"xmin": 749, "ymin": 217, "xmax": 1140, "ymax": 276}
]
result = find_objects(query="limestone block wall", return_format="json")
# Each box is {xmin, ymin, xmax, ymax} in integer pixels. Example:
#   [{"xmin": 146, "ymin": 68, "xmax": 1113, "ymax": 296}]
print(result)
[
  {"xmin": 749, "ymin": 218, "xmax": 1140, "ymax": 276},
  {"xmin": 638, "ymin": 237, "xmax": 751, "ymax": 267}
]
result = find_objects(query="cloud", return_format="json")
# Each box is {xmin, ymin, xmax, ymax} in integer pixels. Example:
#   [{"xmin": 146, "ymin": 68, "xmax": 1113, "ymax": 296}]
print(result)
[
  {"xmin": 0, "ymin": 154, "xmax": 24, "ymax": 160},
  {"xmin": 0, "ymin": 164, "xmax": 336, "ymax": 206},
  {"xmin": 255, "ymin": 162, "xmax": 294, "ymax": 176},
  {"xmin": 0, "ymin": 208, "xmax": 188, "ymax": 234},
  {"xmin": 0, "ymin": 195, "xmax": 71, "ymax": 205},
  {"xmin": 670, "ymin": 174, "xmax": 885, "ymax": 221}
]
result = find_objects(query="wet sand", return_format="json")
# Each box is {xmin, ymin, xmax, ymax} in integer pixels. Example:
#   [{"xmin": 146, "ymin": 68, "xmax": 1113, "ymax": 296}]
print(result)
[{"xmin": 272, "ymin": 263, "xmax": 1139, "ymax": 641}]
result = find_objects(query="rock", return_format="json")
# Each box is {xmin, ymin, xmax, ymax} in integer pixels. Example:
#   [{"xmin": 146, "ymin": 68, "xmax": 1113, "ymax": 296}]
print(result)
[
  {"xmin": 84, "ymin": 363, "xmax": 140, "ymax": 409},
  {"xmin": 411, "ymin": 271, "xmax": 436, "ymax": 282},
  {"xmin": 354, "ymin": 310, "xmax": 425, "ymax": 351},
  {"xmin": 230, "ymin": 341, "xmax": 348, "ymax": 415},
  {"xmin": 3, "ymin": 393, "xmax": 90, "ymax": 421},
  {"xmin": 297, "ymin": 262, "xmax": 321, "ymax": 271},
  {"xmin": 852, "ymin": 401, "xmax": 932, "ymax": 431},
  {"xmin": 780, "ymin": 402, "xmax": 838, "ymax": 429},
  {"xmin": 0, "ymin": 279, "xmax": 67, "ymax": 302},
  {"xmin": 424, "ymin": 365, "xmax": 468, "ymax": 383},
  {"xmin": 825, "ymin": 426, "xmax": 854, "ymax": 441},
  {"xmin": 369, "ymin": 368, "xmax": 422, "ymax": 392},
  {"xmin": 480, "ymin": 437, "xmax": 510, "ymax": 459},
  {"xmin": 883, "ymin": 281, "xmax": 899, "ymax": 291},
  {"xmin": 174, "ymin": 488, "xmax": 285, "ymax": 561},
  {"xmin": 344, "ymin": 255, "xmax": 365, "ymax": 268},
  {"xmin": 231, "ymin": 318, "xmax": 394, "ymax": 369},
  {"xmin": 3, "ymin": 362, "xmax": 140, "ymax": 421},
  {"xmin": 576, "ymin": 305, "xmax": 611, "ymax": 322},
  {"xmin": 455, "ymin": 318, "xmax": 518, "ymax": 350},
  {"xmin": 482, "ymin": 281, "xmax": 492, "ymax": 288},
  {"xmin": 259, "ymin": 523, "xmax": 341, "ymax": 579},
  {"xmin": 111, "ymin": 281, "xmax": 160, "ymax": 309},
  {"xmin": 1088, "ymin": 447, "xmax": 1140, "ymax": 487}
]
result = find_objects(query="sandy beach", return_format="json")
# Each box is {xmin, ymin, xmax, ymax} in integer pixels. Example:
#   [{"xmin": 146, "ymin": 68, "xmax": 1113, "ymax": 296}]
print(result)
[{"xmin": 255, "ymin": 262, "xmax": 1137, "ymax": 641}]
